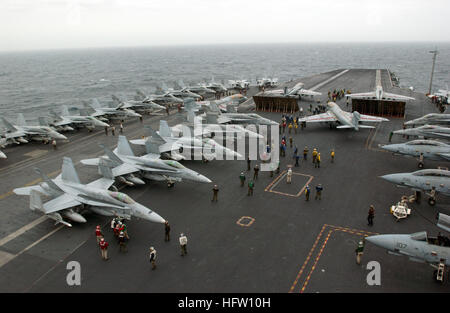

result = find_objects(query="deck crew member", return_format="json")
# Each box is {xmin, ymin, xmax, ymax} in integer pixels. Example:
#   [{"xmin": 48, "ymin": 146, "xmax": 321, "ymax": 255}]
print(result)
[
  {"xmin": 248, "ymin": 180, "xmax": 255, "ymax": 196},
  {"xmin": 99, "ymin": 238, "xmax": 109, "ymax": 260},
  {"xmin": 331, "ymin": 149, "xmax": 335, "ymax": 163},
  {"xmin": 179, "ymin": 233, "xmax": 188, "ymax": 256},
  {"xmin": 367, "ymin": 205, "xmax": 375, "ymax": 226},
  {"xmin": 305, "ymin": 185, "xmax": 310, "ymax": 201},
  {"xmin": 287, "ymin": 167, "xmax": 293, "ymax": 184},
  {"xmin": 165, "ymin": 221, "xmax": 171, "ymax": 241},
  {"xmin": 316, "ymin": 153, "xmax": 321, "ymax": 168},
  {"xmin": 118, "ymin": 231, "xmax": 127, "ymax": 252},
  {"xmin": 212, "ymin": 185, "xmax": 219, "ymax": 202},
  {"xmin": 303, "ymin": 146, "xmax": 309, "ymax": 160},
  {"xmin": 95, "ymin": 225, "xmax": 103, "ymax": 244},
  {"xmin": 149, "ymin": 247, "xmax": 157, "ymax": 270},
  {"xmin": 355, "ymin": 240, "xmax": 365, "ymax": 265},
  {"xmin": 315, "ymin": 184, "xmax": 323, "ymax": 200},
  {"xmin": 239, "ymin": 172, "xmax": 246, "ymax": 187},
  {"xmin": 312, "ymin": 148, "xmax": 318, "ymax": 164},
  {"xmin": 253, "ymin": 164, "xmax": 259, "ymax": 180}
]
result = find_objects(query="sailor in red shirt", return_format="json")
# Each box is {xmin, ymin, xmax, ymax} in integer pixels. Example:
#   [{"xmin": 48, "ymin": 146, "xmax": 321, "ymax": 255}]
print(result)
[
  {"xmin": 95, "ymin": 225, "xmax": 103, "ymax": 244},
  {"xmin": 99, "ymin": 238, "xmax": 109, "ymax": 260}
]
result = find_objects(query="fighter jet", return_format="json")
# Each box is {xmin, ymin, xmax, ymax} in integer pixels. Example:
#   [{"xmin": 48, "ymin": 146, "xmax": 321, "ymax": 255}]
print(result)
[
  {"xmin": 257, "ymin": 77, "xmax": 278, "ymax": 88},
  {"xmin": 404, "ymin": 114, "xmax": 450, "ymax": 127},
  {"xmin": 49, "ymin": 105, "xmax": 110, "ymax": 131},
  {"xmin": 135, "ymin": 89, "xmax": 184, "ymax": 105},
  {"xmin": 366, "ymin": 213, "xmax": 450, "ymax": 282},
  {"xmin": 130, "ymin": 121, "xmax": 243, "ymax": 160},
  {"xmin": 380, "ymin": 140, "xmax": 450, "ymax": 167},
  {"xmin": 201, "ymin": 77, "xmax": 228, "ymax": 93},
  {"xmin": 84, "ymin": 99, "xmax": 142, "ymax": 120},
  {"xmin": 1, "ymin": 114, "xmax": 67, "ymax": 143},
  {"xmin": 393, "ymin": 125, "xmax": 450, "ymax": 140},
  {"xmin": 13, "ymin": 157, "xmax": 166, "ymax": 226},
  {"xmin": 112, "ymin": 94, "xmax": 165, "ymax": 112},
  {"xmin": 81, "ymin": 136, "xmax": 212, "ymax": 187},
  {"xmin": 182, "ymin": 94, "xmax": 247, "ymax": 113},
  {"xmin": 175, "ymin": 80, "xmax": 216, "ymax": 97},
  {"xmin": 265, "ymin": 82, "xmax": 321, "ymax": 99},
  {"xmin": 170, "ymin": 110, "xmax": 264, "ymax": 140},
  {"xmin": 157, "ymin": 82, "xmax": 203, "ymax": 100},
  {"xmin": 228, "ymin": 79, "xmax": 250, "ymax": 90},
  {"xmin": 345, "ymin": 85, "xmax": 415, "ymax": 102},
  {"xmin": 298, "ymin": 102, "xmax": 389, "ymax": 130},
  {"xmin": 197, "ymin": 102, "xmax": 277, "ymax": 126},
  {"xmin": 380, "ymin": 169, "xmax": 450, "ymax": 205}
]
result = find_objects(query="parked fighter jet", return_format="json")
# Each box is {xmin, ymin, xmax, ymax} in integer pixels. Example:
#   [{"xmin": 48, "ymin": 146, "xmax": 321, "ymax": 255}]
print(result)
[
  {"xmin": 345, "ymin": 85, "xmax": 415, "ymax": 102},
  {"xmin": 112, "ymin": 94, "xmax": 165, "ymax": 112},
  {"xmin": 380, "ymin": 140, "xmax": 450, "ymax": 168},
  {"xmin": 265, "ymin": 82, "xmax": 321, "ymax": 98},
  {"xmin": 130, "ymin": 121, "xmax": 243, "ymax": 160},
  {"xmin": 81, "ymin": 136, "xmax": 211, "ymax": 187},
  {"xmin": 228, "ymin": 79, "xmax": 250, "ymax": 90},
  {"xmin": 257, "ymin": 77, "xmax": 278, "ymax": 88},
  {"xmin": 156, "ymin": 82, "xmax": 202, "ymax": 100},
  {"xmin": 183, "ymin": 94, "xmax": 247, "ymax": 113},
  {"xmin": 84, "ymin": 99, "xmax": 142, "ymax": 120},
  {"xmin": 175, "ymin": 80, "xmax": 216, "ymax": 97},
  {"xmin": 1, "ymin": 114, "xmax": 67, "ymax": 143},
  {"xmin": 394, "ymin": 125, "xmax": 450, "ymax": 140},
  {"xmin": 380, "ymin": 169, "xmax": 450, "ymax": 205},
  {"xmin": 135, "ymin": 89, "xmax": 184, "ymax": 105},
  {"xmin": 405, "ymin": 114, "xmax": 450, "ymax": 127},
  {"xmin": 197, "ymin": 102, "xmax": 277, "ymax": 126},
  {"xmin": 201, "ymin": 77, "xmax": 228, "ymax": 93},
  {"xmin": 366, "ymin": 213, "xmax": 450, "ymax": 282},
  {"xmin": 298, "ymin": 102, "xmax": 389, "ymax": 130},
  {"xmin": 13, "ymin": 157, "xmax": 165, "ymax": 226},
  {"xmin": 49, "ymin": 105, "xmax": 110, "ymax": 131},
  {"xmin": 170, "ymin": 111, "xmax": 264, "ymax": 140}
]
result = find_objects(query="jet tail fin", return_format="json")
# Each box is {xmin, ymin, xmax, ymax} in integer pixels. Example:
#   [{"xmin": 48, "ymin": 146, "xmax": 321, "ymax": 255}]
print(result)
[
  {"xmin": 61, "ymin": 157, "xmax": 81, "ymax": 184},
  {"xmin": 17, "ymin": 113, "xmax": 27, "ymax": 126},
  {"xmin": 34, "ymin": 167, "xmax": 64, "ymax": 193},
  {"xmin": 145, "ymin": 140, "xmax": 161, "ymax": 155},
  {"xmin": 98, "ymin": 157, "xmax": 115, "ymax": 180},
  {"xmin": 30, "ymin": 190, "xmax": 44, "ymax": 212},
  {"xmin": 159, "ymin": 120, "xmax": 173, "ymax": 138},
  {"xmin": 111, "ymin": 94, "xmax": 122, "ymax": 105},
  {"xmin": 144, "ymin": 125, "xmax": 165, "ymax": 143},
  {"xmin": 1, "ymin": 117, "xmax": 17, "ymax": 132},
  {"xmin": 136, "ymin": 89, "xmax": 147, "ymax": 101},
  {"xmin": 116, "ymin": 136, "xmax": 135, "ymax": 157},
  {"xmin": 61, "ymin": 105, "xmax": 70, "ymax": 117},
  {"xmin": 99, "ymin": 143, "xmax": 123, "ymax": 166}
]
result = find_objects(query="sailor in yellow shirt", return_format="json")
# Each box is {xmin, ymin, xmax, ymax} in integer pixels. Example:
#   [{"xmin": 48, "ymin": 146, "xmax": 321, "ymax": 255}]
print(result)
[
  {"xmin": 315, "ymin": 153, "xmax": 321, "ymax": 168},
  {"xmin": 312, "ymin": 148, "xmax": 318, "ymax": 164},
  {"xmin": 288, "ymin": 123, "xmax": 293, "ymax": 134},
  {"xmin": 331, "ymin": 149, "xmax": 335, "ymax": 163}
]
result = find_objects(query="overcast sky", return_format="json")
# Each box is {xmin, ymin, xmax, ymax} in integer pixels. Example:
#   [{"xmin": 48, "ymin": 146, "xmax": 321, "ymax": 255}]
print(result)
[{"xmin": 1, "ymin": 0, "xmax": 449, "ymax": 51}]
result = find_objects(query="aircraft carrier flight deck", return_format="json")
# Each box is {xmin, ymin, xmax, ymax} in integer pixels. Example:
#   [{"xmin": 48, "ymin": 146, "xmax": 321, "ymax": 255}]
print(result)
[{"xmin": 0, "ymin": 69, "xmax": 449, "ymax": 293}]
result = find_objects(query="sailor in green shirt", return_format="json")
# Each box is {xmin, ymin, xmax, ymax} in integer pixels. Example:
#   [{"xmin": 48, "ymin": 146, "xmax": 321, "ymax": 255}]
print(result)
[
  {"xmin": 239, "ymin": 172, "xmax": 246, "ymax": 187},
  {"xmin": 248, "ymin": 180, "xmax": 254, "ymax": 196},
  {"xmin": 355, "ymin": 240, "xmax": 365, "ymax": 265}
]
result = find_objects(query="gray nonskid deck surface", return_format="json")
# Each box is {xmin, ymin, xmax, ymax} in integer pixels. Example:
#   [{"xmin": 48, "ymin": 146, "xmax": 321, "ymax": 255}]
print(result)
[{"xmin": 0, "ymin": 69, "xmax": 449, "ymax": 293}]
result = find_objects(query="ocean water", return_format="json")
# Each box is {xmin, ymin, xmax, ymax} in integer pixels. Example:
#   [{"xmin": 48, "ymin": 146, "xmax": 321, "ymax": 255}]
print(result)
[{"xmin": 0, "ymin": 42, "xmax": 449, "ymax": 120}]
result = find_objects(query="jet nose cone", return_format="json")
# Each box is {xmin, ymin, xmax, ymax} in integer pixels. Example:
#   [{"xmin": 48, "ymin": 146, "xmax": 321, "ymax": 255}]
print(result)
[
  {"xmin": 54, "ymin": 133, "xmax": 67, "ymax": 140},
  {"xmin": 380, "ymin": 173, "xmax": 402, "ymax": 185},
  {"xmin": 379, "ymin": 144, "xmax": 398, "ymax": 153},
  {"xmin": 198, "ymin": 174, "xmax": 212, "ymax": 183},
  {"xmin": 366, "ymin": 235, "xmax": 395, "ymax": 251}
]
